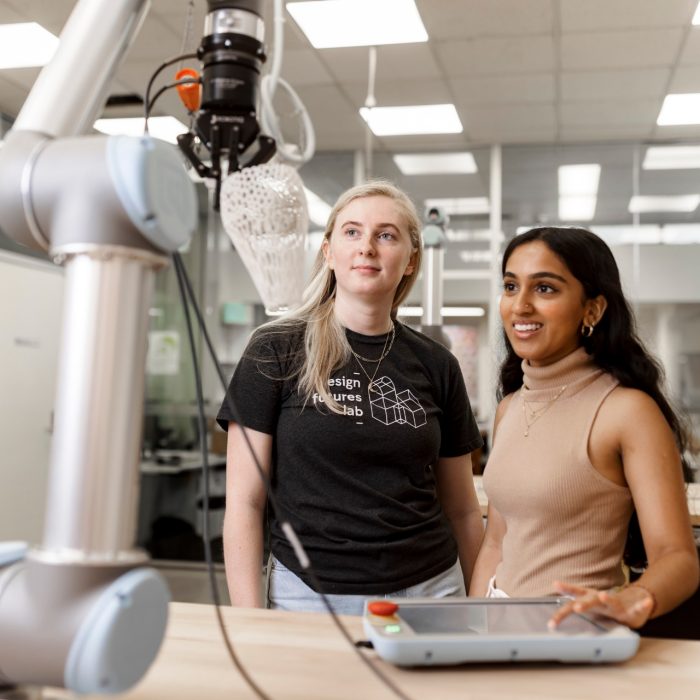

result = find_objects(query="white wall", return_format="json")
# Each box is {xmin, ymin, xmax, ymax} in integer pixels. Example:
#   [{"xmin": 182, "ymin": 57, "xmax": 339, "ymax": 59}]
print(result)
[{"xmin": 0, "ymin": 252, "xmax": 64, "ymax": 544}]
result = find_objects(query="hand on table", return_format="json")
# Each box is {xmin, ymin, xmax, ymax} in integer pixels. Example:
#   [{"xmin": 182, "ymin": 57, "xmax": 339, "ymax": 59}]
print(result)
[{"xmin": 548, "ymin": 580, "xmax": 655, "ymax": 630}]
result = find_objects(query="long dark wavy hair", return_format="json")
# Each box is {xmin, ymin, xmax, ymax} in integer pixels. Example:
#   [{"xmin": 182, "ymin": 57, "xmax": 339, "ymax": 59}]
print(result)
[{"xmin": 498, "ymin": 227, "xmax": 691, "ymax": 566}]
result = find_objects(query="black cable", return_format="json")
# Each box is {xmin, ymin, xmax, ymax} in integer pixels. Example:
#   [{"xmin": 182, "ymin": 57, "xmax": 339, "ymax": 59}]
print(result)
[
  {"xmin": 172, "ymin": 252, "xmax": 414, "ymax": 700},
  {"xmin": 172, "ymin": 254, "xmax": 272, "ymax": 700},
  {"xmin": 146, "ymin": 78, "xmax": 201, "ymax": 120},
  {"xmin": 173, "ymin": 254, "xmax": 274, "ymax": 497},
  {"xmin": 143, "ymin": 52, "xmax": 198, "ymax": 133}
]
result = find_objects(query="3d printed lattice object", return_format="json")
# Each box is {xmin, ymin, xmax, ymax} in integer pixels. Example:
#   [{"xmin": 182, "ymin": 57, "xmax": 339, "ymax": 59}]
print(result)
[{"xmin": 220, "ymin": 162, "xmax": 309, "ymax": 314}]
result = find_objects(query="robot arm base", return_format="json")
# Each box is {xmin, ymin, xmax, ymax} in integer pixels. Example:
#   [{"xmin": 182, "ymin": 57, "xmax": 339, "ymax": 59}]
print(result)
[{"xmin": 0, "ymin": 558, "xmax": 169, "ymax": 694}]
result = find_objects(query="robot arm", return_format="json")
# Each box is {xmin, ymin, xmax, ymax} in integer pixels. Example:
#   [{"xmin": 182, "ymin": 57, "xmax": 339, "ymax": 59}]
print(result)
[{"xmin": 0, "ymin": 0, "xmax": 198, "ymax": 693}]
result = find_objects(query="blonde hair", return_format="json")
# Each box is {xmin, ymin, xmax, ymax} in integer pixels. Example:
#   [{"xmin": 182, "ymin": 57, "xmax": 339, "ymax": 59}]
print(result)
[{"xmin": 267, "ymin": 180, "xmax": 422, "ymax": 412}]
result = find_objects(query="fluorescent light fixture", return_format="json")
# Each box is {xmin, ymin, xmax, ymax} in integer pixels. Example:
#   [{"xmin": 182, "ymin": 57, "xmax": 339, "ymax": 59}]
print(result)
[
  {"xmin": 558, "ymin": 164, "xmax": 600, "ymax": 222},
  {"xmin": 360, "ymin": 104, "xmax": 462, "ymax": 136},
  {"xmin": 304, "ymin": 187, "xmax": 332, "ymax": 228},
  {"xmin": 286, "ymin": 0, "xmax": 428, "ymax": 49},
  {"xmin": 424, "ymin": 197, "xmax": 490, "ymax": 216},
  {"xmin": 393, "ymin": 152, "xmax": 477, "ymax": 175},
  {"xmin": 398, "ymin": 306, "xmax": 485, "ymax": 318},
  {"xmin": 642, "ymin": 145, "xmax": 700, "ymax": 170},
  {"xmin": 93, "ymin": 117, "xmax": 188, "ymax": 144},
  {"xmin": 558, "ymin": 164, "xmax": 601, "ymax": 196},
  {"xmin": 0, "ymin": 22, "xmax": 58, "ymax": 69},
  {"xmin": 558, "ymin": 197, "xmax": 597, "ymax": 221},
  {"xmin": 459, "ymin": 250, "xmax": 492, "ymax": 264},
  {"xmin": 446, "ymin": 228, "xmax": 499, "ymax": 242},
  {"xmin": 594, "ymin": 224, "xmax": 700, "ymax": 245},
  {"xmin": 628, "ymin": 195, "xmax": 700, "ymax": 213},
  {"xmin": 657, "ymin": 93, "xmax": 700, "ymax": 125},
  {"xmin": 594, "ymin": 225, "xmax": 662, "ymax": 245},
  {"xmin": 662, "ymin": 224, "xmax": 700, "ymax": 244},
  {"xmin": 693, "ymin": 1, "xmax": 700, "ymax": 24}
]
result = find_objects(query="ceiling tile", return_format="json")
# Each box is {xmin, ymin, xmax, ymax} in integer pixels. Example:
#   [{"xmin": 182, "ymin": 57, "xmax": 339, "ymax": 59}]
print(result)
[
  {"xmin": 559, "ymin": 100, "xmax": 660, "ymax": 127},
  {"xmin": 281, "ymin": 49, "xmax": 334, "ymax": 87},
  {"xmin": 561, "ymin": 29, "xmax": 683, "ymax": 70},
  {"xmin": 4, "ymin": 0, "xmax": 72, "ymax": 26},
  {"xmin": 467, "ymin": 127, "xmax": 558, "ymax": 145},
  {"xmin": 0, "ymin": 67, "xmax": 41, "ymax": 92},
  {"xmin": 669, "ymin": 65, "xmax": 700, "ymax": 92},
  {"xmin": 320, "ymin": 44, "xmax": 442, "ymax": 83},
  {"xmin": 560, "ymin": 68, "xmax": 670, "ymax": 101},
  {"xmin": 293, "ymin": 84, "xmax": 365, "ymax": 145},
  {"xmin": 449, "ymin": 73, "xmax": 556, "ymax": 105},
  {"xmin": 417, "ymin": 0, "xmax": 552, "ymax": 40},
  {"xmin": 0, "ymin": 74, "xmax": 30, "ymax": 119},
  {"xmin": 0, "ymin": 4, "xmax": 25, "ymax": 23},
  {"xmin": 367, "ymin": 133, "xmax": 470, "ymax": 153},
  {"xmin": 560, "ymin": 0, "xmax": 694, "ymax": 32},
  {"xmin": 652, "ymin": 123, "xmax": 700, "ymax": 139},
  {"xmin": 344, "ymin": 79, "xmax": 453, "ymax": 108},
  {"xmin": 678, "ymin": 27, "xmax": 700, "ymax": 65},
  {"xmin": 435, "ymin": 35, "xmax": 555, "ymax": 76},
  {"xmin": 459, "ymin": 103, "xmax": 556, "ymax": 133},
  {"xmin": 125, "ymin": 15, "xmax": 182, "ymax": 62},
  {"xmin": 153, "ymin": 6, "xmax": 207, "ymax": 52},
  {"xmin": 559, "ymin": 125, "xmax": 653, "ymax": 141}
]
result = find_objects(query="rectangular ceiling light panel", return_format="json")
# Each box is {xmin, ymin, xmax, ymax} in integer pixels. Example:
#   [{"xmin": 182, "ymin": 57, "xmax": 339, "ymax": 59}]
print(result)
[
  {"xmin": 286, "ymin": 0, "xmax": 428, "ymax": 48},
  {"xmin": 393, "ymin": 152, "xmax": 477, "ymax": 175},
  {"xmin": 360, "ymin": 104, "xmax": 463, "ymax": 136},
  {"xmin": 558, "ymin": 164, "xmax": 601, "ymax": 222},
  {"xmin": 558, "ymin": 197, "xmax": 597, "ymax": 221},
  {"xmin": 424, "ymin": 197, "xmax": 490, "ymax": 216},
  {"xmin": 657, "ymin": 94, "xmax": 700, "ymax": 125},
  {"xmin": 628, "ymin": 195, "xmax": 700, "ymax": 213},
  {"xmin": 642, "ymin": 145, "xmax": 700, "ymax": 169},
  {"xmin": 558, "ymin": 164, "xmax": 601, "ymax": 196},
  {"xmin": 94, "ymin": 117, "xmax": 188, "ymax": 144},
  {"xmin": 0, "ymin": 22, "xmax": 58, "ymax": 69}
]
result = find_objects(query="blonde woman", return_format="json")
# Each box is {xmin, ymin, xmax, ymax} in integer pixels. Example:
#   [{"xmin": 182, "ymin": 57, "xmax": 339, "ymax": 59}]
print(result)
[{"xmin": 217, "ymin": 181, "xmax": 483, "ymax": 614}]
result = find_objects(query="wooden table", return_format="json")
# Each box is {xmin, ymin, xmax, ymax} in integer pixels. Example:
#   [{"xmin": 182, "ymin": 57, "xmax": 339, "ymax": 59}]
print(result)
[
  {"xmin": 96, "ymin": 602, "xmax": 700, "ymax": 700},
  {"xmin": 474, "ymin": 476, "xmax": 700, "ymax": 527}
]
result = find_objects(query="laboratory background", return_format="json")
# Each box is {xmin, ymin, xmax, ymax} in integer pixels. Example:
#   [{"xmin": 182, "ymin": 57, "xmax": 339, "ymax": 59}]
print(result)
[{"xmin": 1, "ymin": 0, "xmax": 700, "ymax": 605}]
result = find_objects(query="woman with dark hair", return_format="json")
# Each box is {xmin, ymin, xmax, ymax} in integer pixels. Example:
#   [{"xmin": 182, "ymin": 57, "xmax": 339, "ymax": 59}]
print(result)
[{"xmin": 470, "ymin": 226, "xmax": 699, "ymax": 629}]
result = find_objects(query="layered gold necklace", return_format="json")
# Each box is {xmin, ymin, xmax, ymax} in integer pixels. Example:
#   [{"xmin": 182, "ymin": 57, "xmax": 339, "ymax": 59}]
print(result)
[
  {"xmin": 349, "ymin": 322, "xmax": 396, "ymax": 393},
  {"xmin": 521, "ymin": 384, "xmax": 568, "ymax": 437}
]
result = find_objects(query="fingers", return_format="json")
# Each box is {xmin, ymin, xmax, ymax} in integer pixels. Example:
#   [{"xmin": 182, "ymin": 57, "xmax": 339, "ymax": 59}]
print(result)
[
  {"xmin": 548, "ymin": 587, "xmax": 655, "ymax": 630},
  {"xmin": 548, "ymin": 600, "xmax": 577, "ymax": 629},
  {"xmin": 548, "ymin": 591, "xmax": 606, "ymax": 628}
]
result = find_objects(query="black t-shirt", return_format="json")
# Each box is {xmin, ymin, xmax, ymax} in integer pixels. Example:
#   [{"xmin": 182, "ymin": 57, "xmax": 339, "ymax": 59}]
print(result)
[{"xmin": 217, "ymin": 321, "xmax": 482, "ymax": 594}]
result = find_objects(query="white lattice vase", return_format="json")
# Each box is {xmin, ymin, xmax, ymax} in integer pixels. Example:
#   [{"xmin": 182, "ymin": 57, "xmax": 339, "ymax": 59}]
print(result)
[{"xmin": 220, "ymin": 162, "xmax": 309, "ymax": 314}]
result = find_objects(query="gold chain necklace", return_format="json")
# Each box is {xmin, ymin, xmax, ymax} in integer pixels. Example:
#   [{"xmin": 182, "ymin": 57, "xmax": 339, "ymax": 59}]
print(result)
[
  {"xmin": 350, "ymin": 323, "xmax": 395, "ymax": 393},
  {"xmin": 350, "ymin": 322, "xmax": 396, "ymax": 363},
  {"xmin": 521, "ymin": 384, "xmax": 568, "ymax": 437}
]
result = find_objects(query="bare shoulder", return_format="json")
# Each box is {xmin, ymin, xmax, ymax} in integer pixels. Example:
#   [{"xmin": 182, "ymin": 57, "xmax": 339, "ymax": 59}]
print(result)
[
  {"xmin": 600, "ymin": 385, "xmax": 664, "ymax": 420},
  {"xmin": 495, "ymin": 393, "xmax": 516, "ymax": 419},
  {"xmin": 597, "ymin": 385, "xmax": 674, "ymax": 443}
]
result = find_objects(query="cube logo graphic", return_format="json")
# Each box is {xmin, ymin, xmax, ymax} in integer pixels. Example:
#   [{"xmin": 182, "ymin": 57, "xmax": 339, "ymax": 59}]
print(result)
[{"xmin": 370, "ymin": 376, "xmax": 426, "ymax": 428}]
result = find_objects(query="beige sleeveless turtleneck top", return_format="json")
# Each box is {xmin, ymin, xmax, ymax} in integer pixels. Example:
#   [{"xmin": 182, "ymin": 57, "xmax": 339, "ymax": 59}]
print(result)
[{"xmin": 483, "ymin": 346, "xmax": 633, "ymax": 596}]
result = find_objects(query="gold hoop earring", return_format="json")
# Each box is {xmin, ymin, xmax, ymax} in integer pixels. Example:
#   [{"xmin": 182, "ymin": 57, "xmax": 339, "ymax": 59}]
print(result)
[{"xmin": 581, "ymin": 323, "xmax": 595, "ymax": 338}]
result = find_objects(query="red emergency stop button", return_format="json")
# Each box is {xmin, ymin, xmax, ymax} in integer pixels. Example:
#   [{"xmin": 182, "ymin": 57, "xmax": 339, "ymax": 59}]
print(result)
[{"xmin": 368, "ymin": 601, "xmax": 399, "ymax": 616}]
